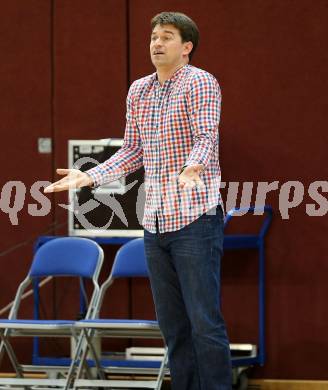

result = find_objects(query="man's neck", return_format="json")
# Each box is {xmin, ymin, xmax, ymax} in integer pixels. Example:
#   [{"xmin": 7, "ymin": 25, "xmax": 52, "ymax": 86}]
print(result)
[{"xmin": 156, "ymin": 61, "xmax": 188, "ymax": 85}]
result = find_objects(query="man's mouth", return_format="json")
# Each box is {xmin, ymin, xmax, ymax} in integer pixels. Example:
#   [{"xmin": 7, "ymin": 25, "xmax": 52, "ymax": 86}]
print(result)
[{"xmin": 153, "ymin": 51, "xmax": 164, "ymax": 55}]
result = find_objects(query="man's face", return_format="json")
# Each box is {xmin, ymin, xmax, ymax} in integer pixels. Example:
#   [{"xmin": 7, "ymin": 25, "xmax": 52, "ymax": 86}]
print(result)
[{"xmin": 150, "ymin": 24, "xmax": 192, "ymax": 70}]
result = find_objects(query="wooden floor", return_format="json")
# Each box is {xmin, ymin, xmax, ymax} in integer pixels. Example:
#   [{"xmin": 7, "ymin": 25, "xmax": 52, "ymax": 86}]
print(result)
[
  {"xmin": 248, "ymin": 380, "xmax": 328, "ymax": 390},
  {"xmin": 163, "ymin": 379, "xmax": 328, "ymax": 389},
  {"xmin": 1, "ymin": 374, "xmax": 328, "ymax": 389},
  {"xmin": 160, "ymin": 379, "xmax": 328, "ymax": 389}
]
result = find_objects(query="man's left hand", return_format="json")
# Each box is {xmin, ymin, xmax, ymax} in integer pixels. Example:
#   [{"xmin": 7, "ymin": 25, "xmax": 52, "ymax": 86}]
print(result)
[{"xmin": 178, "ymin": 164, "xmax": 205, "ymax": 189}]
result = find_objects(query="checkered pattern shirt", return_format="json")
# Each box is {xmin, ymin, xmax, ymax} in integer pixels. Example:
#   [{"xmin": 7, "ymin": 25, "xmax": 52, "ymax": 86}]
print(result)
[{"xmin": 87, "ymin": 64, "xmax": 223, "ymax": 233}]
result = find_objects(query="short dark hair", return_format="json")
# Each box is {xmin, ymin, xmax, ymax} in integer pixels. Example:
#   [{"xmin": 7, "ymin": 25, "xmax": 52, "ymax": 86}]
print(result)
[{"xmin": 151, "ymin": 12, "xmax": 199, "ymax": 61}]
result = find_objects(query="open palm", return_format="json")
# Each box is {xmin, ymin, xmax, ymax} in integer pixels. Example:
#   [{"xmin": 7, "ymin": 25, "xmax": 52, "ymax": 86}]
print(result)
[
  {"xmin": 44, "ymin": 169, "xmax": 93, "ymax": 193},
  {"xmin": 178, "ymin": 164, "xmax": 205, "ymax": 189}
]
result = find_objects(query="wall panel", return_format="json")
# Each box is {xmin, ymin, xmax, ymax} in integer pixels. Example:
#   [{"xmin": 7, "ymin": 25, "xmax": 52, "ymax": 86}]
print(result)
[
  {"xmin": 128, "ymin": 0, "xmax": 328, "ymax": 379},
  {"xmin": 52, "ymin": 0, "xmax": 128, "ymax": 233},
  {"xmin": 0, "ymin": 0, "xmax": 53, "ymax": 365},
  {"xmin": 50, "ymin": 0, "xmax": 130, "ymax": 355}
]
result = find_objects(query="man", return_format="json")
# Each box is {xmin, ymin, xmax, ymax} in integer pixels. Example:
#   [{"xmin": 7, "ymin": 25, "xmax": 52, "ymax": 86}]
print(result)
[{"xmin": 45, "ymin": 11, "xmax": 232, "ymax": 389}]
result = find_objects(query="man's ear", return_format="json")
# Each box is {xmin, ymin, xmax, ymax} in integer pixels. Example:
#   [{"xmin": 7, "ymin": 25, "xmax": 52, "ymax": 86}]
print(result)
[{"xmin": 183, "ymin": 41, "xmax": 193, "ymax": 56}]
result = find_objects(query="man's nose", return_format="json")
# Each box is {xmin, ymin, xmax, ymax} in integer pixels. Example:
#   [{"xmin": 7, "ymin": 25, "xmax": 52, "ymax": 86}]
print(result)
[{"xmin": 154, "ymin": 38, "xmax": 163, "ymax": 46}]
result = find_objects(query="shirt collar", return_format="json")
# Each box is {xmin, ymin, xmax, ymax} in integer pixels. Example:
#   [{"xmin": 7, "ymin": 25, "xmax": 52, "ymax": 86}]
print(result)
[{"xmin": 153, "ymin": 64, "xmax": 189, "ymax": 88}]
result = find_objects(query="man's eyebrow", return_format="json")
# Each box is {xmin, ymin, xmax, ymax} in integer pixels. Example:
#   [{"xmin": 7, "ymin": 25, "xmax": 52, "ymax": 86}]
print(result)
[{"xmin": 151, "ymin": 30, "xmax": 175, "ymax": 35}]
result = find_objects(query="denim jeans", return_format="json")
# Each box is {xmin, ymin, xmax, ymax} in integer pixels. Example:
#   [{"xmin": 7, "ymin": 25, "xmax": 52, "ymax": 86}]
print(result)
[{"xmin": 144, "ymin": 206, "xmax": 232, "ymax": 390}]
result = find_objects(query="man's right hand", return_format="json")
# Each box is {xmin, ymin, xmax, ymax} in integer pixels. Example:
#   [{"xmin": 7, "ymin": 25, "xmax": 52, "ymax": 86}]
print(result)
[{"xmin": 44, "ymin": 169, "xmax": 94, "ymax": 193}]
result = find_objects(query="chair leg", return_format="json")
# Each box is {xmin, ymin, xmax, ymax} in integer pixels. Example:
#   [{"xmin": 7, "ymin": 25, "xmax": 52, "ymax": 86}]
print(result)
[
  {"xmin": 71, "ymin": 329, "xmax": 108, "ymax": 390},
  {"xmin": 0, "ymin": 331, "xmax": 24, "ymax": 378},
  {"xmin": 65, "ymin": 330, "xmax": 91, "ymax": 390},
  {"xmin": 67, "ymin": 329, "xmax": 96, "ymax": 390},
  {"xmin": 76, "ymin": 333, "xmax": 94, "ymax": 380},
  {"xmin": 83, "ymin": 330, "xmax": 106, "ymax": 380},
  {"xmin": 0, "ymin": 328, "xmax": 11, "ymax": 365},
  {"xmin": 154, "ymin": 346, "xmax": 169, "ymax": 390},
  {"xmin": 73, "ymin": 330, "xmax": 109, "ymax": 390},
  {"xmin": 0, "ymin": 340, "xmax": 6, "ymax": 366}
]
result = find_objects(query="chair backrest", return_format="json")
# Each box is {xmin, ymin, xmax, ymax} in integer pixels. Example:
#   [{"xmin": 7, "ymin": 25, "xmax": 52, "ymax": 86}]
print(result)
[
  {"xmin": 8, "ymin": 237, "xmax": 104, "ymax": 320},
  {"xmin": 92, "ymin": 238, "xmax": 148, "ymax": 318},
  {"xmin": 111, "ymin": 238, "xmax": 148, "ymax": 279},
  {"xmin": 29, "ymin": 237, "xmax": 103, "ymax": 279}
]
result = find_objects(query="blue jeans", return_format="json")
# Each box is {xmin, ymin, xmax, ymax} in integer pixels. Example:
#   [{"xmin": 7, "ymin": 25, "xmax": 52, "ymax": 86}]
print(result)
[{"xmin": 144, "ymin": 206, "xmax": 232, "ymax": 390}]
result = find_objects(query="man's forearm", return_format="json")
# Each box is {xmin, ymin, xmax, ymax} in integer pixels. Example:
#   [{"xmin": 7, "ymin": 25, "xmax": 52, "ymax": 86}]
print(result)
[
  {"xmin": 184, "ymin": 130, "xmax": 217, "ymax": 169},
  {"xmin": 86, "ymin": 144, "xmax": 143, "ymax": 187}
]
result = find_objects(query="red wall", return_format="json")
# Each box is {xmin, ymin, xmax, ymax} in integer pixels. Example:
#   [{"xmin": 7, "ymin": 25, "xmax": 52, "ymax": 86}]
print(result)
[
  {"xmin": 130, "ymin": 0, "xmax": 328, "ymax": 379},
  {"xmin": 0, "ymin": 0, "xmax": 327, "ymax": 379},
  {"xmin": 53, "ymin": 0, "xmax": 128, "ymax": 233},
  {"xmin": 0, "ymin": 0, "xmax": 53, "ymax": 364}
]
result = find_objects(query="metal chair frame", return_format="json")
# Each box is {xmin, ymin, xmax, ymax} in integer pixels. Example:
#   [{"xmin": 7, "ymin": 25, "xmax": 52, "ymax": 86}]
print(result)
[
  {"xmin": 0, "ymin": 237, "xmax": 104, "ymax": 390},
  {"xmin": 70, "ymin": 238, "xmax": 168, "ymax": 390}
]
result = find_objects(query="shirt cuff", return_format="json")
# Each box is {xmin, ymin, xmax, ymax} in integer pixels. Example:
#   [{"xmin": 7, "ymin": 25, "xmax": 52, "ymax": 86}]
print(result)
[
  {"xmin": 85, "ymin": 166, "xmax": 107, "ymax": 188},
  {"xmin": 182, "ymin": 160, "xmax": 205, "ymax": 169}
]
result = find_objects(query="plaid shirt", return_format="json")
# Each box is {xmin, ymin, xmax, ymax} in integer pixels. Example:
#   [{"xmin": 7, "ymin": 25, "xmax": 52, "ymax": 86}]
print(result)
[{"xmin": 87, "ymin": 64, "xmax": 223, "ymax": 233}]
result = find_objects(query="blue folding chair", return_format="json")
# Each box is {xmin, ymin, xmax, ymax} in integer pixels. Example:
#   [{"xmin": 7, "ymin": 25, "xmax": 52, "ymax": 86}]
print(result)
[
  {"xmin": 71, "ymin": 238, "xmax": 168, "ymax": 390},
  {"xmin": 0, "ymin": 236, "xmax": 104, "ymax": 389}
]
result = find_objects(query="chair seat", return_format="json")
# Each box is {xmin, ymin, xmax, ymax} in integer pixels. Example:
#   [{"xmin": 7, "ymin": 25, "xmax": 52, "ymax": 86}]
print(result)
[
  {"xmin": 0, "ymin": 319, "xmax": 74, "ymax": 331},
  {"xmin": 77, "ymin": 319, "xmax": 159, "ymax": 328},
  {"xmin": 75, "ymin": 319, "xmax": 162, "ymax": 338},
  {"xmin": 74, "ymin": 379, "xmax": 158, "ymax": 388},
  {"xmin": 0, "ymin": 378, "xmax": 68, "ymax": 387}
]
